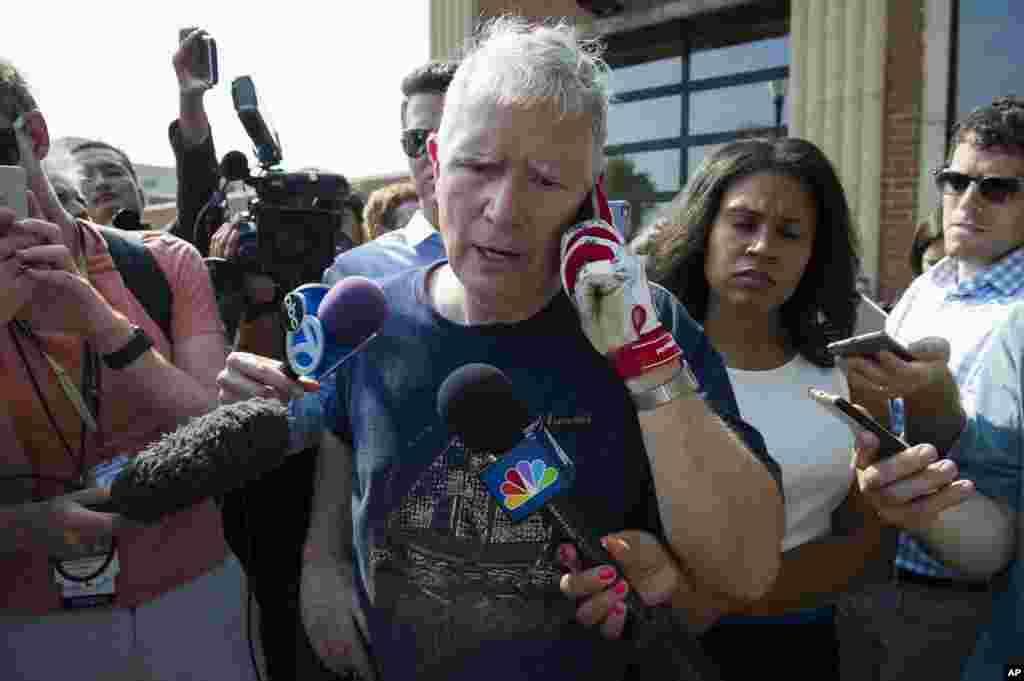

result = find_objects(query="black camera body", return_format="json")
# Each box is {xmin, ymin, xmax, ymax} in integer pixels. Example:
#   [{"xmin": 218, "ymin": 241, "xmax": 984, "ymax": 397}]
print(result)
[{"xmin": 231, "ymin": 169, "xmax": 351, "ymax": 291}]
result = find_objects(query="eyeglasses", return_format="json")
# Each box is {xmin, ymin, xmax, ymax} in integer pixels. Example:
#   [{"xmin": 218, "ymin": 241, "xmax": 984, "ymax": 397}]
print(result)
[
  {"xmin": 0, "ymin": 114, "xmax": 26, "ymax": 166},
  {"xmin": 400, "ymin": 128, "xmax": 434, "ymax": 159},
  {"xmin": 933, "ymin": 167, "xmax": 1024, "ymax": 204}
]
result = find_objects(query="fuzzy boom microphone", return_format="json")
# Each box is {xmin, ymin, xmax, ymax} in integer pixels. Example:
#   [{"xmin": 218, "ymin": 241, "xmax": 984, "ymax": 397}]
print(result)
[{"xmin": 89, "ymin": 398, "xmax": 290, "ymax": 523}]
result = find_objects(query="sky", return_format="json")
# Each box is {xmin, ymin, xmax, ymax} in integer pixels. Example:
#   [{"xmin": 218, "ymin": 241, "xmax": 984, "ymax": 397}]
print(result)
[{"xmin": 6, "ymin": 1, "xmax": 430, "ymax": 180}]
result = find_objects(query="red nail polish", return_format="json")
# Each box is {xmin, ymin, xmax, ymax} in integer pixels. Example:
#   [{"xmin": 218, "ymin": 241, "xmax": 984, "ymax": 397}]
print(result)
[
  {"xmin": 614, "ymin": 580, "xmax": 627, "ymax": 595},
  {"xmin": 598, "ymin": 566, "xmax": 616, "ymax": 581}
]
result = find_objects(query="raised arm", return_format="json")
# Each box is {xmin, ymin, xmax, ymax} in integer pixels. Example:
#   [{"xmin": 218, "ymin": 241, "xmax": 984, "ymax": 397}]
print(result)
[
  {"xmin": 561, "ymin": 223, "xmax": 783, "ymax": 602},
  {"xmin": 168, "ymin": 28, "xmax": 220, "ymax": 254}
]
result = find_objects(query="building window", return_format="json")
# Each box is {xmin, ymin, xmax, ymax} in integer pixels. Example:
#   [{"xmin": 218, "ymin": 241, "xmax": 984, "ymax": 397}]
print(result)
[
  {"xmin": 602, "ymin": 6, "xmax": 790, "ymax": 239},
  {"xmin": 954, "ymin": 1, "xmax": 1024, "ymax": 122}
]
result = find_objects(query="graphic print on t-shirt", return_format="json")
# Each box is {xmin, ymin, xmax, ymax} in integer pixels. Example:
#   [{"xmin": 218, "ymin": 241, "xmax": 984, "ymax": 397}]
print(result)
[{"xmin": 368, "ymin": 435, "xmax": 569, "ymax": 674}]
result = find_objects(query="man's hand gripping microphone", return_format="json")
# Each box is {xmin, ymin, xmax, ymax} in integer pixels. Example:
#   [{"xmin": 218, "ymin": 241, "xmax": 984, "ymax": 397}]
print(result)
[{"xmin": 560, "ymin": 221, "xmax": 682, "ymax": 379}]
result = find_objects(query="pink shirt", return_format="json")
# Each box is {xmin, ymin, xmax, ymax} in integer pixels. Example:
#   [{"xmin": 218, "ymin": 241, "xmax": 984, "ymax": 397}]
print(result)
[{"xmin": 0, "ymin": 222, "xmax": 229, "ymax": 614}]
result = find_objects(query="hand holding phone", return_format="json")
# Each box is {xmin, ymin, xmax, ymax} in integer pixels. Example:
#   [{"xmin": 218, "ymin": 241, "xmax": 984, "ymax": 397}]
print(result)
[
  {"xmin": 807, "ymin": 388, "xmax": 908, "ymax": 459},
  {"xmin": 176, "ymin": 27, "xmax": 219, "ymax": 88},
  {"xmin": 827, "ymin": 331, "xmax": 914, "ymax": 362}
]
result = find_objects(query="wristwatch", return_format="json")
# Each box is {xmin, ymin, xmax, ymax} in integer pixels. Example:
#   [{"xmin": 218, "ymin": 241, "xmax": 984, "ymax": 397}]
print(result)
[
  {"xmin": 101, "ymin": 325, "xmax": 154, "ymax": 370},
  {"xmin": 630, "ymin": 360, "xmax": 701, "ymax": 412}
]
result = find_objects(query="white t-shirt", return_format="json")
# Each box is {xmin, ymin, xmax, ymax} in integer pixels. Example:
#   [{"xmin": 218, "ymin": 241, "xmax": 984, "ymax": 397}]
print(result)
[{"xmin": 728, "ymin": 355, "xmax": 854, "ymax": 552}]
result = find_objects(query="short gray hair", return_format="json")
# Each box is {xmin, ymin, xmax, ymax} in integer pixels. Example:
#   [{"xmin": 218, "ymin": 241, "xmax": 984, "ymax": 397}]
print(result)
[{"xmin": 437, "ymin": 16, "xmax": 611, "ymax": 175}]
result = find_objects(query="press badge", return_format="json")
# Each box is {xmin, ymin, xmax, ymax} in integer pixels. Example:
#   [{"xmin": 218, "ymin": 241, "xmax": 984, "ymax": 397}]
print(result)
[{"xmin": 51, "ymin": 455, "xmax": 131, "ymax": 609}]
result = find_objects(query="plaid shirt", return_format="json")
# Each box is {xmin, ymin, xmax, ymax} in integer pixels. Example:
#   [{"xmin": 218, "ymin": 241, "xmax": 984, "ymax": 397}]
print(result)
[{"xmin": 887, "ymin": 246, "xmax": 1024, "ymax": 579}]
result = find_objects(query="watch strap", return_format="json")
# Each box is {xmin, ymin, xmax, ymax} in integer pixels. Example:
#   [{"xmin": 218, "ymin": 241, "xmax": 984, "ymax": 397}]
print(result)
[
  {"xmin": 630, "ymin": 360, "xmax": 701, "ymax": 412},
  {"xmin": 101, "ymin": 326, "xmax": 154, "ymax": 370}
]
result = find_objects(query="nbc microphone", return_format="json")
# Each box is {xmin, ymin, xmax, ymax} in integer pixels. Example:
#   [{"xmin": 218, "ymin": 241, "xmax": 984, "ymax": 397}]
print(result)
[
  {"xmin": 281, "ymin": 276, "xmax": 388, "ymax": 381},
  {"xmin": 437, "ymin": 363, "xmax": 720, "ymax": 679}
]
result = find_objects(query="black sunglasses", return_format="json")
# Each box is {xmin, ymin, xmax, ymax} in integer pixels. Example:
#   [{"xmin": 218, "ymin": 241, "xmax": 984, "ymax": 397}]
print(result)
[
  {"xmin": 933, "ymin": 168, "xmax": 1024, "ymax": 204},
  {"xmin": 400, "ymin": 128, "xmax": 433, "ymax": 159},
  {"xmin": 0, "ymin": 127, "xmax": 19, "ymax": 165}
]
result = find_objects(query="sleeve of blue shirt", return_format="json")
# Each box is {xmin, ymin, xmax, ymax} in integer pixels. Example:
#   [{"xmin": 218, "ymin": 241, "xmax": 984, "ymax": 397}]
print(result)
[
  {"xmin": 958, "ymin": 304, "xmax": 1024, "ymax": 681},
  {"xmin": 651, "ymin": 284, "xmax": 781, "ymax": 496},
  {"xmin": 947, "ymin": 301, "xmax": 1024, "ymax": 512}
]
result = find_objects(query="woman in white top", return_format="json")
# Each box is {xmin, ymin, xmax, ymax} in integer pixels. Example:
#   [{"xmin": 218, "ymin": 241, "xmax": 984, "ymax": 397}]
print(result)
[{"xmin": 644, "ymin": 138, "xmax": 893, "ymax": 678}]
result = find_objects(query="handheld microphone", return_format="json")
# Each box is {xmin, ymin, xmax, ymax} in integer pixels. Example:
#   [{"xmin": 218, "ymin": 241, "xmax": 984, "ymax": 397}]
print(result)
[
  {"xmin": 282, "ymin": 276, "xmax": 388, "ymax": 381},
  {"xmin": 437, "ymin": 364, "xmax": 720, "ymax": 679},
  {"xmin": 112, "ymin": 208, "xmax": 144, "ymax": 231},
  {"xmin": 219, "ymin": 150, "xmax": 251, "ymax": 185},
  {"xmin": 437, "ymin": 364, "xmax": 647, "ymax": 604},
  {"xmin": 88, "ymin": 398, "xmax": 290, "ymax": 523}
]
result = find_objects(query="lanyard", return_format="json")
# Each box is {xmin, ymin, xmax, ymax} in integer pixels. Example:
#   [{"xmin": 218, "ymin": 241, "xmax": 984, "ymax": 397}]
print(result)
[
  {"xmin": 8, "ymin": 223, "xmax": 100, "ymax": 481},
  {"xmin": 14, "ymin": 232, "xmax": 96, "ymax": 431}
]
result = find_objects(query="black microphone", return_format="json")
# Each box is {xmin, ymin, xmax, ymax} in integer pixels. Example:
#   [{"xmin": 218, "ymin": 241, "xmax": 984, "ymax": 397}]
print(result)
[
  {"xmin": 438, "ymin": 364, "xmax": 652, "ymax": 610},
  {"xmin": 89, "ymin": 398, "xmax": 291, "ymax": 523},
  {"xmin": 112, "ymin": 208, "xmax": 144, "ymax": 231},
  {"xmin": 437, "ymin": 363, "xmax": 720, "ymax": 680},
  {"xmin": 219, "ymin": 150, "xmax": 251, "ymax": 184}
]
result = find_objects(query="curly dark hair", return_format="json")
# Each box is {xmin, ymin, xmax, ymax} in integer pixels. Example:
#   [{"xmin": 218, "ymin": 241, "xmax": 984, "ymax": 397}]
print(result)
[
  {"xmin": 400, "ymin": 60, "xmax": 459, "ymax": 128},
  {"xmin": 949, "ymin": 95, "xmax": 1024, "ymax": 157},
  {"xmin": 647, "ymin": 138, "xmax": 861, "ymax": 368}
]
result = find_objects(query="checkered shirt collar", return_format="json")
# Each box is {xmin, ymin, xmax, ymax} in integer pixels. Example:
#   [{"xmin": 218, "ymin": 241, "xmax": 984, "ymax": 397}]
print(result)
[{"xmin": 930, "ymin": 246, "xmax": 1024, "ymax": 299}]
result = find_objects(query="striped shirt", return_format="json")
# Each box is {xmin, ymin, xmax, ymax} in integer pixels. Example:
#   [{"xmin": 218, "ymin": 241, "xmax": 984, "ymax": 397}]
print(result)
[{"xmin": 887, "ymin": 246, "xmax": 1024, "ymax": 578}]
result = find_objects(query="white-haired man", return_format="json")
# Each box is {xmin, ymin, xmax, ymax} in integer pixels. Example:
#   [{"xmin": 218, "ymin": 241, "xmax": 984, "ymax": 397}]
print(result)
[{"xmin": 292, "ymin": 18, "xmax": 785, "ymax": 681}]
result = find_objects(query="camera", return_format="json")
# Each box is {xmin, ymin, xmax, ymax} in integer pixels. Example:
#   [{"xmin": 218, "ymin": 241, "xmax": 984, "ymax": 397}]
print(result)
[{"xmin": 211, "ymin": 75, "xmax": 353, "ymax": 296}]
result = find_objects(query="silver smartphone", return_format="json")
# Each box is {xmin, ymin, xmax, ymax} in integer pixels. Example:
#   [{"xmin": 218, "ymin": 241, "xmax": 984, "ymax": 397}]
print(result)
[
  {"xmin": 0, "ymin": 165, "xmax": 27, "ymax": 218},
  {"xmin": 607, "ymin": 199, "xmax": 631, "ymax": 239},
  {"xmin": 807, "ymin": 388, "xmax": 908, "ymax": 459},
  {"xmin": 827, "ymin": 330, "xmax": 915, "ymax": 362}
]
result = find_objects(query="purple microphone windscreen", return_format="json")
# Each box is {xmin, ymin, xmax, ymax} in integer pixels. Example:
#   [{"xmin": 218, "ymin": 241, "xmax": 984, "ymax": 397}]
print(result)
[
  {"xmin": 97, "ymin": 398, "xmax": 290, "ymax": 523},
  {"xmin": 437, "ymin": 363, "xmax": 529, "ymax": 453},
  {"xmin": 318, "ymin": 276, "xmax": 388, "ymax": 347}
]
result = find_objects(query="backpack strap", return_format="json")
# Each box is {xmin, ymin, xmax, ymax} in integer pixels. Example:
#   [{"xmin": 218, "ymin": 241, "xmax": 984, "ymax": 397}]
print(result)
[{"xmin": 97, "ymin": 226, "xmax": 174, "ymax": 341}]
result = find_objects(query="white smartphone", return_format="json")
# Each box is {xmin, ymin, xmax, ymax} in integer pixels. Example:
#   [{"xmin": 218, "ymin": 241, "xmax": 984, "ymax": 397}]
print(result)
[{"xmin": 0, "ymin": 165, "xmax": 27, "ymax": 218}]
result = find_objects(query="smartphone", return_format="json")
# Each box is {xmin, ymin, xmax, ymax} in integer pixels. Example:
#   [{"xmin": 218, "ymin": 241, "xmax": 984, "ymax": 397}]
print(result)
[
  {"xmin": 0, "ymin": 165, "xmax": 27, "ymax": 218},
  {"xmin": 607, "ymin": 199, "xmax": 632, "ymax": 239},
  {"xmin": 807, "ymin": 388, "xmax": 908, "ymax": 459},
  {"xmin": 178, "ymin": 27, "xmax": 219, "ymax": 86},
  {"xmin": 827, "ymin": 330, "xmax": 914, "ymax": 362}
]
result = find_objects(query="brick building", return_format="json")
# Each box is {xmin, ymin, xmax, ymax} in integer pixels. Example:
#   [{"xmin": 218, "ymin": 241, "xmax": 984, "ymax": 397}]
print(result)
[{"xmin": 429, "ymin": 0, "xmax": 1023, "ymax": 304}]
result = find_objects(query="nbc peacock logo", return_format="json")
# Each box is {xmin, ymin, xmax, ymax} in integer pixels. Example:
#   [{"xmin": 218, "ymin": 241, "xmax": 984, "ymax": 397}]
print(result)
[{"xmin": 499, "ymin": 459, "xmax": 559, "ymax": 510}]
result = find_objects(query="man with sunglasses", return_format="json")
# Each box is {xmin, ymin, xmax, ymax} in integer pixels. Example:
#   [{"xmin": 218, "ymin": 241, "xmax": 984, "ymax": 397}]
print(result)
[
  {"xmin": 844, "ymin": 96, "xmax": 1024, "ymax": 681},
  {"xmin": 322, "ymin": 60, "xmax": 455, "ymax": 285}
]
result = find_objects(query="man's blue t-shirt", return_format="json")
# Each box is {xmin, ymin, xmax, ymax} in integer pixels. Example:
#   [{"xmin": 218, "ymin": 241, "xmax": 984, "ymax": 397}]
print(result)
[{"xmin": 324, "ymin": 265, "xmax": 775, "ymax": 681}]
